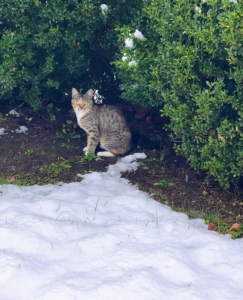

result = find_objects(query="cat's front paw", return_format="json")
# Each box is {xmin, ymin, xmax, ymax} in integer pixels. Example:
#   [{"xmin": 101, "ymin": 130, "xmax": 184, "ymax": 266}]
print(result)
[{"xmin": 83, "ymin": 146, "xmax": 88, "ymax": 151}]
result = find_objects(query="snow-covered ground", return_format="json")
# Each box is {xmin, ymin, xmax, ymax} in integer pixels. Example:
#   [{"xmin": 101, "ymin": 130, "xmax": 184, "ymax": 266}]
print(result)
[{"xmin": 0, "ymin": 153, "xmax": 243, "ymax": 300}]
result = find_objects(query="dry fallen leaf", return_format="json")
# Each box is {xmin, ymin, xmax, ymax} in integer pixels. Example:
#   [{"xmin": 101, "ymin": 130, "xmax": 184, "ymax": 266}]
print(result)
[
  {"xmin": 218, "ymin": 134, "xmax": 225, "ymax": 143},
  {"xmin": 207, "ymin": 223, "xmax": 215, "ymax": 231},
  {"xmin": 229, "ymin": 223, "xmax": 240, "ymax": 231},
  {"xmin": 209, "ymin": 129, "xmax": 216, "ymax": 136},
  {"xmin": 7, "ymin": 176, "xmax": 15, "ymax": 183},
  {"xmin": 145, "ymin": 116, "xmax": 152, "ymax": 124},
  {"xmin": 207, "ymin": 223, "xmax": 221, "ymax": 233}
]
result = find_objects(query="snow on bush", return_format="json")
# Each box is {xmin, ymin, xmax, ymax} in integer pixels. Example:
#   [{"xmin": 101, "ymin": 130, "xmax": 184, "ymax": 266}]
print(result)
[
  {"xmin": 195, "ymin": 6, "xmax": 202, "ymax": 13},
  {"xmin": 100, "ymin": 4, "xmax": 108, "ymax": 17},
  {"xmin": 122, "ymin": 53, "xmax": 128, "ymax": 61},
  {"xmin": 125, "ymin": 38, "xmax": 134, "ymax": 48},
  {"xmin": 134, "ymin": 29, "xmax": 145, "ymax": 41},
  {"xmin": 128, "ymin": 60, "xmax": 138, "ymax": 66},
  {"xmin": 100, "ymin": 4, "xmax": 108, "ymax": 13}
]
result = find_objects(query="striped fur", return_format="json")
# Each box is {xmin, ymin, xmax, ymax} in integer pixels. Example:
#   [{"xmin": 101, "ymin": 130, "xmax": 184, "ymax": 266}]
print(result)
[{"xmin": 71, "ymin": 88, "xmax": 132, "ymax": 156}]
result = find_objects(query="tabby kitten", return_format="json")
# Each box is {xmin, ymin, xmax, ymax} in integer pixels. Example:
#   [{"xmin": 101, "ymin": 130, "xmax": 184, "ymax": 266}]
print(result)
[{"xmin": 71, "ymin": 88, "xmax": 132, "ymax": 157}]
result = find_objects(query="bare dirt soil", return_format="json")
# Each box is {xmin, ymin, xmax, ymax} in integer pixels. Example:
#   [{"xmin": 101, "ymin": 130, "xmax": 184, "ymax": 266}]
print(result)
[{"xmin": 0, "ymin": 104, "xmax": 242, "ymax": 238}]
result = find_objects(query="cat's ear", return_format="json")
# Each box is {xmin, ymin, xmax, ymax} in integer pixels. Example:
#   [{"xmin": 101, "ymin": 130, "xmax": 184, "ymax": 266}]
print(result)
[
  {"xmin": 72, "ymin": 88, "xmax": 79, "ymax": 99},
  {"xmin": 86, "ymin": 89, "xmax": 93, "ymax": 98}
]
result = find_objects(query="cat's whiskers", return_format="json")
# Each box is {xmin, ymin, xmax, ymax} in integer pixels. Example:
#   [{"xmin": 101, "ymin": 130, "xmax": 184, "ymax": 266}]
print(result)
[{"xmin": 69, "ymin": 109, "xmax": 76, "ymax": 119}]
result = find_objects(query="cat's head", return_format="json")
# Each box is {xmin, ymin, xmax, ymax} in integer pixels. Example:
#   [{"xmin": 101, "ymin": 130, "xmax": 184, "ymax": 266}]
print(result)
[{"xmin": 71, "ymin": 88, "xmax": 93, "ymax": 111}]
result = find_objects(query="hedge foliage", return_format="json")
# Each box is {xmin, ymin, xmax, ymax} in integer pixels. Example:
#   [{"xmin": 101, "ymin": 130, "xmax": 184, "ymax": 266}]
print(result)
[
  {"xmin": 114, "ymin": 0, "xmax": 243, "ymax": 188},
  {"xmin": 0, "ymin": 0, "xmax": 139, "ymax": 110}
]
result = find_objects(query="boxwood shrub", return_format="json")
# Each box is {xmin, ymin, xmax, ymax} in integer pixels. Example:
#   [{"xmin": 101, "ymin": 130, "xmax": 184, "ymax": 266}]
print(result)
[
  {"xmin": 0, "ymin": 0, "xmax": 140, "ymax": 110},
  {"xmin": 114, "ymin": 0, "xmax": 243, "ymax": 188}
]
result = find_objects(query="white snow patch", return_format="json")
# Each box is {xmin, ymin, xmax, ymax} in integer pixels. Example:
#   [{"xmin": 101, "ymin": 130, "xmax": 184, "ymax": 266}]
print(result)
[
  {"xmin": 134, "ymin": 29, "xmax": 145, "ymax": 41},
  {"xmin": 128, "ymin": 59, "xmax": 138, "ymax": 66},
  {"xmin": 101, "ymin": 4, "xmax": 108, "ymax": 14},
  {"xmin": 125, "ymin": 38, "xmax": 134, "ymax": 48},
  {"xmin": 0, "ymin": 153, "xmax": 243, "ymax": 300},
  {"xmin": 93, "ymin": 89, "xmax": 104, "ymax": 104},
  {"xmin": 122, "ymin": 53, "xmax": 128, "ymax": 61},
  {"xmin": 0, "ymin": 128, "xmax": 6, "ymax": 135},
  {"xmin": 9, "ymin": 110, "xmax": 20, "ymax": 117},
  {"xmin": 195, "ymin": 6, "xmax": 202, "ymax": 13},
  {"xmin": 15, "ymin": 126, "xmax": 28, "ymax": 134},
  {"xmin": 107, "ymin": 153, "xmax": 146, "ymax": 176}
]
